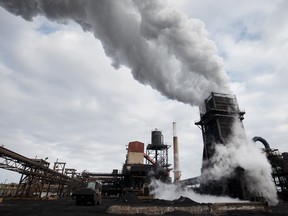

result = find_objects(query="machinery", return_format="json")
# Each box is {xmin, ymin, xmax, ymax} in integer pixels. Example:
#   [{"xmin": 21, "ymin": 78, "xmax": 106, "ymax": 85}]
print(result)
[
  {"xmin": 2, "ymin": 91, "xmax": 288, "ymax": 203},
  {"xmin": 192, "ymin": 92, "xmax": 288, "ymax": 202},
  {"xmin": 0, "ymin": 146, "xmax": 84, "ymax": 198},
  {"xmin": 81, "ymin": 130, "xmax": 172, "ymax": 198},
  {"xmin": 253, "ymin": 136, "xmax": 288, "ymax": 201},
  {"xmin": 122, "ymin": 130, "xmax": 171, "ymax": 197},
  {"xmin": 71, "ymin": 181, "xmax": 102, "ymax": 205}
]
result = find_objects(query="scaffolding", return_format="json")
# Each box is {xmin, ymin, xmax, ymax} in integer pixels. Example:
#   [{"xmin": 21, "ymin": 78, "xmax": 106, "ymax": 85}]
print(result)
[
  {"xmin": 0, "ymin": 146, "xmax": 84, "ymax": 197},
  {"xmin": 265, "ymin": 149, "xmax": 288, "ymax": 201},
  {"xmin": 146, "ymin": 129, "xmax": 171, "ymax": 182}
]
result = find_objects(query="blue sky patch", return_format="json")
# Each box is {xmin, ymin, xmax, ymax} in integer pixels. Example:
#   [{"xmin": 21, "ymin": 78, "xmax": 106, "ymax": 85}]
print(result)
[{"xmin": 36, "ymin": 22, "xmax": 59, "ymax": 35}]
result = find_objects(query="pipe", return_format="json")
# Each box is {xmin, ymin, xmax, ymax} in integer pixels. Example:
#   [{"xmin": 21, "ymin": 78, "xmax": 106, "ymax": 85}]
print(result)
[
  {"xmin": 144, "ymin": 153, "xmax": 156, "ymax": 165},
  {"xmin": 252, "ymin": 136, "xmax": 270, "ymax": 149},
  {"xmin": 173, "ymin": 122, "xmax": 181, "ymax": 183}
]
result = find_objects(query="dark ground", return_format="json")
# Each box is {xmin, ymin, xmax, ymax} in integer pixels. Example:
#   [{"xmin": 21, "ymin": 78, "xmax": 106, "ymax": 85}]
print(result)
[
  {"xmin": 1, "ymin": 197, "xmax": 288, "ymax": 216},
  {"xmin": 0, "ymin": 197, "xmax": 110, "ymax": 216}
]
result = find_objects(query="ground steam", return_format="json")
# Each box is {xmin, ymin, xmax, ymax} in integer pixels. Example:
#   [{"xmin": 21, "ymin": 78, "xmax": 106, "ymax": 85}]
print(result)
[
  {"xmin": 150, "ymin": 121, "xmax": 278, "ymax": 205},
  {"xmin": 201, "ymin": 121, "xmax": 278, "ymax": 205},
  {"xmin": 150, "ymin": 178, "xmax": 242, "ymax": 203}
]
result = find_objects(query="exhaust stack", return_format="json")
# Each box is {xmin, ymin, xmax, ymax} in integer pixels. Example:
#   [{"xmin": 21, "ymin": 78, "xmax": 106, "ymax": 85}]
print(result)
[{"xmin": 173, "ymin": 122, "xmax": 181, "ymax": 183}]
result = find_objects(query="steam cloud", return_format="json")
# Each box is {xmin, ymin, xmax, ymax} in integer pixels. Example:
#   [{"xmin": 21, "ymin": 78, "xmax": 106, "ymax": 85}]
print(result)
[
  {"xmin": 0, "ymin": 0, "xmax": 277, "ymax": 205},
  {"xmin": 150, "ymin": 121, "xmax": 278, "ymax": 205},
  {"xmin": 201, "ymin": 121, "xmax": 278, "ymax": 205},
  {"xmin": 0, "ymin": 0, "xmax": 230, "ymax": 106},
  {"xmin": 150, "ymin": 179, "xmax": 243, "ymax": 203}
]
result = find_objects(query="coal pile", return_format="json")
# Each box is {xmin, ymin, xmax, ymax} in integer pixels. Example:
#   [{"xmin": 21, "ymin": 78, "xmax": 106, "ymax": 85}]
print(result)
[
  {"xmin": 1, "ymin": 196, "xmax": 288, "ymax": 216},
  {"xmin": 107, "ymin": 193, "xmax": 210, "ymax": 215},
  {"xmin": 115, "ymin": 192, "xmax": 200, "ymax": 207},
  {"xmin": 107, "ymin": 193, "xmax": 275, "ymax": 215}
]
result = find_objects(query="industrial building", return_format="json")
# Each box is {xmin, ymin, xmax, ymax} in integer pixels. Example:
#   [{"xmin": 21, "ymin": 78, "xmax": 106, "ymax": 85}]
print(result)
[
  {"xmin": 1, "ymin": 92, "xmax": 288, "ymax": 203},
  {"xmin": 0, "ymin": 129, "xmax": 172, "ymax": 199},
  {"xmin": 195, "ymin": 92, "xmax": 245, "ymax": 163},
  {"xmin": 0, "ymin": 146, "xmax": 84, "ymax": 198},
  {"xmin": 195, "ymin": 92, "xmax": 248, "ymax": 199},
  {"xmin": 267, "ymin": 149, "xmax": 288, "ymax": 201},
  {"xmin": 85, "ymin": 130, "xmax": 172, "ymax": 198},
  {"xmin": 193, "ymin": 92, "xmax": 288, "ymax": 202},
  {"xmin": 253, "ymin": 136, "xmax": 288, "ymax": 202}
]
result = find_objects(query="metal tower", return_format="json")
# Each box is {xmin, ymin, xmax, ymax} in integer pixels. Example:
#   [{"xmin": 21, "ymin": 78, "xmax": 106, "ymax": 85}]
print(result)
[
  {"xmin": 146, "ymin": 129, "xmax": 171, "ymax": 182},
  {"xmin": 195, "ymin": 92, "xmax": 247, "ymax": 199},
  {"xmin": 196, "ymin": 92, "xmax": 245, "ymax": 166}
]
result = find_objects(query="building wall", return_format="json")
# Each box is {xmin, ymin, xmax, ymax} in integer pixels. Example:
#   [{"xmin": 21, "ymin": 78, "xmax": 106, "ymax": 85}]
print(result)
[
  {"xmin": 127, "ymin": 152, "xmax": 143, "ymax": 164},
  {"xmin": 127, "ymin": 141, "xmax": 144, "ymax": 164}
]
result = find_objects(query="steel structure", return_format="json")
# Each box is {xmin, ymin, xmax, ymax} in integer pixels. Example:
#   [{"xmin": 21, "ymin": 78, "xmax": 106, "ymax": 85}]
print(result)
[
  {"xmin": 266, "ymin": 149, "xmax": 288, "ymax": 201},
  {"xmin": 146, "ymin": 130, "xmax": 170, "ymax": 168},
  {"xmin": 0, "ymin": 146, "xmax": 83, "ymax": 197},
  {"xmin": 114, "ymin": 131, "xmax": 173, "ymax": 197},
  {"xmin": 196, "ymin": 92, "xmax": 245, "ymax": 164},
  {"xmin": 195, "ymin": 92, "xmax": 247, "ymax": 199},
  {"xmin": 146, "ymin": 129, "xmax": 171, "ymax": 183},
  {"xmin": 81, "ymin": 170, "xmax": 125, "ymax": 197},
  {"xmin": 253, "ymin": 136, "xmax": 288, "ymax": 201}
]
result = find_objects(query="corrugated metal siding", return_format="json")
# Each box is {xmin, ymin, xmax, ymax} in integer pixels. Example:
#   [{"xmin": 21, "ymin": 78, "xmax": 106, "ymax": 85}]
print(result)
[{"xmin": 128, "ymin": 141, "xmax": 144, "ymax": 153}]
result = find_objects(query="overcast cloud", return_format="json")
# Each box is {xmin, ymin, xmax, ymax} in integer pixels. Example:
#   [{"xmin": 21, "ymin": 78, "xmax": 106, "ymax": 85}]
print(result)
[{"xmin": 1, "ymin": 0, "xmax": 288, "ymax": 183}]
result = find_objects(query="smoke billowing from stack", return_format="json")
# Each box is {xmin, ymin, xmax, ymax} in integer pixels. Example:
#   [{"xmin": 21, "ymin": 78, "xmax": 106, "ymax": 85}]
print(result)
[
  {"xmin": 0, "ymin": 0, "xmax": 230, "ymax": 106},
  {"xmin": 0, "ymin": 0, "xmax": 277, "ymax": 204}
]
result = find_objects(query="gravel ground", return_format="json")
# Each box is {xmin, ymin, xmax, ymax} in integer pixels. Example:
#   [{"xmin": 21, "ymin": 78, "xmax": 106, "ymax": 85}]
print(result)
[{"xmin": 1, "ymin": 197, "xmax": 288, "ymax": 216}]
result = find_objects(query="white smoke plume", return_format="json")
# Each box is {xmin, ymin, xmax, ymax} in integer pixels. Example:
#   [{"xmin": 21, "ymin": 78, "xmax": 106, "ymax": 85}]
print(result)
[
  {"xmin": 201, "ymin": 121, "xmax": 278, "ymax": 205},
  {"xmin": 150, "ymin": 121, "xmax": 278, "ymax": 205},
  {"xmin": 0, "ymin": 0, "xmax": 230, "ymax": 106},
  {"xmin": 1, "ymin": 0, "xmax": 277, "ymax": 205},
  {"xmin": 150, "ymin": 179, "xmax": 243, "ymax": 203}
]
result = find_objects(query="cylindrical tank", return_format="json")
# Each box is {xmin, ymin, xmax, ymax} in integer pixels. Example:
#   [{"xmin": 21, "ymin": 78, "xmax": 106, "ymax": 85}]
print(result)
[{"xmin": 151, "ymin": 129, "xmax": 163, "ymax": 146}]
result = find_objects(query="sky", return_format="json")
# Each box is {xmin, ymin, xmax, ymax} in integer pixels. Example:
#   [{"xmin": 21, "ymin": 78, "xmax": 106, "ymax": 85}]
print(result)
[{"xmin": 1, "ymin": 0, "xmax": 288, "ymax": 184}]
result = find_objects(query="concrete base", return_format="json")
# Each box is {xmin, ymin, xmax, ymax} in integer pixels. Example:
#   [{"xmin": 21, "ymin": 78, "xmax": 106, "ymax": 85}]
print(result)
[{"xmin": 106, "ymin": 202, "xmax": 268, "ymax": 215}]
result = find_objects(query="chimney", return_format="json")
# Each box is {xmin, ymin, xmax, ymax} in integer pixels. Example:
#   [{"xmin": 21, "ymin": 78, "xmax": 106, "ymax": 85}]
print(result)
[{"xmin": 173, "ymin": 122, "xmax": 181, "ymax": 183}]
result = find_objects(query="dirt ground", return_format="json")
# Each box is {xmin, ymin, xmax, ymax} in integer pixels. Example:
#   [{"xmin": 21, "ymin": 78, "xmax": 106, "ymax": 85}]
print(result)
[
  {"xmin": 0, "ymin": 197, "xmax": 111, "ymax": 216},
  {"xmin": 1, "ymin": 197, "xmax": 288, "ymax": 216}
]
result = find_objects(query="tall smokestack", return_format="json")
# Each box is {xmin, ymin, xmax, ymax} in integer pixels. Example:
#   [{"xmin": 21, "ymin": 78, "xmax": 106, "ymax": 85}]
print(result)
[{"xmin": 173, "ymin": 122, "xmax": 181, "ymax": 183}]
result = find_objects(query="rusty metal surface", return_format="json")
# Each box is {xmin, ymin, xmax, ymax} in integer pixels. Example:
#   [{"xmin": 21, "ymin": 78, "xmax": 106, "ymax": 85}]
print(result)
[
  {"xmin": 0, "ymin": 146, "xmax": 83, "ymax": 197},
  {"xmin": 0, "ymin": 146, "xmax": 71, "ymax": 183},
  {"xmin": 128, "ymin": 141, "xmax": 144, "ymax": 153}
]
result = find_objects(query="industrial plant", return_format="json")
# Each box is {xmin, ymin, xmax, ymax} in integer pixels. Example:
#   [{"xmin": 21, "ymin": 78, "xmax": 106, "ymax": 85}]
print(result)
[{"xmin": 1, "ymin": 92, "xmax": 288, "ymax": 214}]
